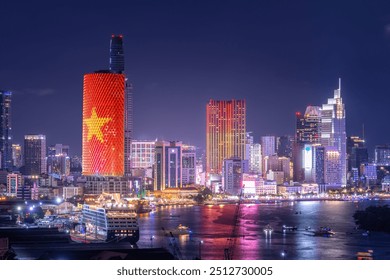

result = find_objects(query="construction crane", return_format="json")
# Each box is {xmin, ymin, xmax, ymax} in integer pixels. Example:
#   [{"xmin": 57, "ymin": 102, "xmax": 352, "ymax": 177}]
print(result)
[
  {"xmin": 161, "ymin": 227, "xmax": 183, "ymax": 260},
  {"xmin": 224, "ymin": 188, "xmax": 243, "ymax": 260}
]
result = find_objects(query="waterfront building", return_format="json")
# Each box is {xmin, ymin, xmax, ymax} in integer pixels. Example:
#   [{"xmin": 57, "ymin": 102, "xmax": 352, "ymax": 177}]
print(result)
[
  {"xmin": 0, "ymin": 91, "xmax": 12, "ymax": 170},
  {"xmin": 12, "ymin": 144, "xmax": 22, "ymax": 168},
  {"xmin": 320, "ymin": 79, "xmax": 347, "ymax": 186},
  {"xmin": 182, "ymin": 145, "xmax": 196, "ymax": 186},
  {"xmin": 154, "ymin": 141, "xmax": 182, "ymax": 191},
  {"xmin": 82, "ymin": 71, "xmax": 125, "ymax": 176},
  {"xmin": 266, "ymin": 170, "xmax": 284, "ymax": 185},
  {"xmin": 84, "ymin": 176, "xmax": 130, "ymax": 195},
  {"xmin": 24, "ymin": 135, "xmax": 46, "ymax": 176},
  {"xmin": 259, "ymin": 180, "xmax": 277, "ymax": 195},
  {"xmin": 222, "ymin": 157, "xmax": 249, "ymax": 195},
  {"xmin": 206, "ymin": 99, "xmax": 246, "ymax": 175},
  {"xmin": 242, "ymin": 173, "xmax": 264, "ymax": 195},
  {"xmin": 324, "ymin": 147, "xmax": 341, "ymax": 187}
]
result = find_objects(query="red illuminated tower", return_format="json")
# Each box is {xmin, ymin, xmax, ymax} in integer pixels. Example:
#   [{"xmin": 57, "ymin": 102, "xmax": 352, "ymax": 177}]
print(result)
[
  {"xmin": 82, "ymin": 71, "xmax": 125, "ymax": 176},
  {"xmin": 206, "ymin": 99, "xmax": 246, "ymax": 175}
]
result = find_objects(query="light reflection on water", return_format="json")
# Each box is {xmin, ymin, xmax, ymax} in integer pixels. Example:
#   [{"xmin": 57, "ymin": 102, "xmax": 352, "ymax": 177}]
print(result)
[{"xmin": 138, "ymin": 200, "xmax": 390, "ymax": 260}]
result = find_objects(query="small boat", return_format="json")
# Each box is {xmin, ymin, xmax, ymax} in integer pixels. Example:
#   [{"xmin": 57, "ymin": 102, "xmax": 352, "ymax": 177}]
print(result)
[
  {"xmin": 314, "ymin": 227, "xmax": 335, "ymax": 237},
  {"xmin": 263, "ymin": 224, "xmax": 273, "ymax": 235},
  {"xmin": 357, "ymin": 250, "xmax": 374, "ymax": 260},
  {"xmin": 362, "ymin": 230, "xmax": 370, "ymax": 236},
  {"xmin": 282, "ymin": 225, "xmax": 298, "ymax": 232},
  {"xmin": 168, "ymin": 224, "xmax": 191, "ymax": 235},
  {"xmin": 305, "ymin": 226, "xmax": 311, "ymax": 231}
]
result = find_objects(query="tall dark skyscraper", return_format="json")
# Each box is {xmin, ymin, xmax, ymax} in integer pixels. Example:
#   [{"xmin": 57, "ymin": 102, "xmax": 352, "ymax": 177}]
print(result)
[
  {"xmin": 109, "ymin": 35, "xmax": 133, "ymax": 176},
  {"xmin": 0, "ymin": 91, "xmax": 12, "ymax": 170},
  {"xmin": 109, "ymin": 35, "xmax": 124, "ymax": 74},
  {"xmin": 24, "ymin": 134, "xmax": 46, "ymax": 176}
]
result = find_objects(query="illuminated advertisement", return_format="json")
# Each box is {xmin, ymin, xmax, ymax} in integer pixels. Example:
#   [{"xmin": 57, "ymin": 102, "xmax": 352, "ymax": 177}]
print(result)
[
  {"xmin": 303, "ymin": 144, "xmax": 313, "ymax": 170},
  {"xmin": 82, "ymin": 72, "xmax": 125, "ymax": 176}
]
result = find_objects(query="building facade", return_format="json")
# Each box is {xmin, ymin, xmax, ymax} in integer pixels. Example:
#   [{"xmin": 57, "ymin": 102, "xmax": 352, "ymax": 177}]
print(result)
[
  {"xmin": 154, "ymin": 141, "xmax": 182, "ymax": 191},
  {"xmin": 182, "ymin": 145, "xmax": 196, "ymax": 186},
  {"xmin": 222, "ymin": 157, "xmax": 249, "ymax": 195},
  {"xmin": 0, "ymin": 91, "xmax": 12, "ymax": 170},
  {"xmin": 320, "ymin": 79, "xmax": 347, "ymax": 187},
  {"xmin": 206, "ymin": 99, "xmax": 246, "ymax": 175},
  {"xmin": 82, "ymin": 71, "xmax": 125, "ymax": 176},
  {"xmin": 12, "ymin": 144, "xmax": 22, "ymax": 168},
  {"xmin": 24, "ymin": 134, "xmax": 47, "ymax": 176}
]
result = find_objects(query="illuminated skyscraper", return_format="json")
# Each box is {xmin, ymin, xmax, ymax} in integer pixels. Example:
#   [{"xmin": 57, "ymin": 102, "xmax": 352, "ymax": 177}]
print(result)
[
  {"xmin": 206, "ymin": 99, "xmax": 246, "ymax": 175},
  {"xmin": 293, "ymin": 106, "xmax": 321, "ymax": 182},
  {"xmin": 24, "ymin": 134, "xmax": 46, "ymax": 176},
  {"xmin": 82, "ymin": 71, "xmax": 125, "ymax": 176},
  {"xmin": 154, "ymin": 141, "xmax": 182, "ymax": 190},
  {"xmin": 320, "ymin": 79, "xmax": 347, "ymax": 187},
  {"xmin": 0, "ymin": 91, "xmax": 12, "ymax": 170},
  {"xmin": 109, "ymin": 35, "xmax": 133, "ymax": 176}
]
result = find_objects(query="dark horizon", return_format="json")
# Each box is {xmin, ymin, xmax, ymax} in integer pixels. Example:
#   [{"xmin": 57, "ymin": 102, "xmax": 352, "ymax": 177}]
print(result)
[{"xmin": 2, "ymin": 1, "xmax": 390, "ymax": 156}]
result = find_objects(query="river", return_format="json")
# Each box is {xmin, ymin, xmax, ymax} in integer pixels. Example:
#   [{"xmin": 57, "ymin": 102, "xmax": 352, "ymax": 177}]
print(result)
[{"xmin": 137, "ymin": 200, "xmax": 390, "ymax": 260}]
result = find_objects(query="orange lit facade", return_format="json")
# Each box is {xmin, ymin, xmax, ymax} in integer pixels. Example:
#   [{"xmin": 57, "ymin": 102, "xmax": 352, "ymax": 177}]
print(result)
[
  {"xmin": 82, "ymin": 72, "xmax": 125, "ymax": 176},
  {"xmin": 206, "ymin": 99, "xmax": 246, "ymax": 175}
]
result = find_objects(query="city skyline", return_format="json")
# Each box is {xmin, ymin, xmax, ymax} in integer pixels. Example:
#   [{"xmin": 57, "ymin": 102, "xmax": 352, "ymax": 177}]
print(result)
[{"xmin": 2, "ymin": 1, "xmax": 390, "ymax": 156}]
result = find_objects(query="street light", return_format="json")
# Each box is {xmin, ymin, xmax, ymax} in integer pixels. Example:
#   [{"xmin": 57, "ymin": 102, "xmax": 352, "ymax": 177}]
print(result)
[
  {"xmin": 199, "ymin": 240, "xmax": 204, "ymax": 260},
  {"xmin": 150, "ymin": 235, "xmax": 155, "ymax": 248},
  {"xmin": 281, "ymin": 250, "xmax": 287, "ymax": 260}
]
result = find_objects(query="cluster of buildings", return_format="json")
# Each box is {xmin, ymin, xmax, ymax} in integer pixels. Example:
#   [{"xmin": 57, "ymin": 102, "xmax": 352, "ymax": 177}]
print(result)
[{"xmin": 1, "ymin": 36, "xmax": 390, "ymax": 202}]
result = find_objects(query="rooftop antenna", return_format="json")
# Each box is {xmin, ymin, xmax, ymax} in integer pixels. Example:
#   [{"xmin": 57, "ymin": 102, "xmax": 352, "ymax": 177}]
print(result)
[{"xmin": 338, "ymin": 77, "xmax": 341, "ymax": 90}]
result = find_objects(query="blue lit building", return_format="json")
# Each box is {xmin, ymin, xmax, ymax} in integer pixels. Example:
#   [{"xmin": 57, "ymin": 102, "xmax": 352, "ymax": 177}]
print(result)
[{"xmin": 0, "ymin": 90, "xmax": 12, "ymax": 170}]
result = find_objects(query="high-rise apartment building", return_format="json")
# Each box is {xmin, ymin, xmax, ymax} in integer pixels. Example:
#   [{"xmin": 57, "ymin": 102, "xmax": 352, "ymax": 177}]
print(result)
[
  {"xmin": 154, "ymin": 141, "xmax": 182, "ymax": 190},
  {"xmin": 320, "ymin": 79, "xmax": 347, "ymax": 187},
  {"xmin": 0, "ymin": 91, "xmax": 12, "ymax": 170},
  {"xmin": 24, "ymin": 134, "xmax": 46, "ymax": 176},
  {"xmin": 82, "ymin": 71, "xmax": 125, "ymax": 176},
  {"xmin": 206, "ymin": 99, "xmax": 246, "ymax": 175}
]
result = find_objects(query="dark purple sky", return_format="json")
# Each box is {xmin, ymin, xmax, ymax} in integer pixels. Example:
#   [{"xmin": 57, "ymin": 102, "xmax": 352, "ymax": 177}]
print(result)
[{"xmin": 1, "ymin": 0, "xmax": 390, "ymax": 156}]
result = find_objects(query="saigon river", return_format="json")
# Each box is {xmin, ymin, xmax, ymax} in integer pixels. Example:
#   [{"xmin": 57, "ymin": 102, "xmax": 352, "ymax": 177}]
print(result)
[{"xmin": 137, "ymin": 200, "xmax": 390, "ymax": 260}]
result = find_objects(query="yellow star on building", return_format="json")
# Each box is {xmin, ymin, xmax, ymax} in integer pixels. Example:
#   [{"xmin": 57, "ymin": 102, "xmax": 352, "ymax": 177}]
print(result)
[{"xmin": 84, "ymin": 107, "xmax": 112, "ymax": 143}]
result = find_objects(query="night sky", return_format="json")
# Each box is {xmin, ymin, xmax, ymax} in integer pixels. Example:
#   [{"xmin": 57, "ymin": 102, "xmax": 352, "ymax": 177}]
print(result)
[{"xmin": 1, "ymin": 0, "xmax": 390, "ymax": 156}]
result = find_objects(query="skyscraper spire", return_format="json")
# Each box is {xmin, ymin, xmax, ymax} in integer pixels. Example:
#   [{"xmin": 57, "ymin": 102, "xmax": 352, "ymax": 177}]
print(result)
[{"xmin": 338, "ymin": 77, "xmax": 341, "ymax": 91}]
